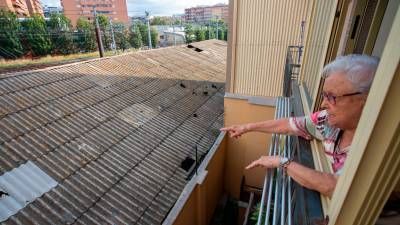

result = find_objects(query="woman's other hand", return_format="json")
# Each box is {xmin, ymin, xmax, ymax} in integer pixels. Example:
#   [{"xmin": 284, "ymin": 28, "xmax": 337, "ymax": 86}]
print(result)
[{"xmin": 245, "ymin": 156, "xmax": 280, "ymax": 170}]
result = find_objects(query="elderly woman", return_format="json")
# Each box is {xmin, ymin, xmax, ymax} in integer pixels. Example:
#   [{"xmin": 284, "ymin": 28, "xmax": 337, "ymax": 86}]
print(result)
[{"xmin": 221, "ymin": 55, "xmax": 379, "ymax": 197}]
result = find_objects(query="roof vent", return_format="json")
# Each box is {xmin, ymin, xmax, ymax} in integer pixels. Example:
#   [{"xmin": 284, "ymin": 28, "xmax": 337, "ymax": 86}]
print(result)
[
  {"xmin": 194, "ymin": 48, "xmax": 203, "ymax": 52},
  {"xmin": 180, "ymin": 157, "xmax": 195, "ymax": 172},
  {"xmin": 187, "ymin": 44, "xmax": 194, "ymax": 48}
]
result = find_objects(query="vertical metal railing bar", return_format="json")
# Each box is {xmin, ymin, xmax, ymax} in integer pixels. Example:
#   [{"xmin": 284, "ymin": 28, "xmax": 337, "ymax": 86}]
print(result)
[
  {"xmin": 257, "ymin": 97, "xmax": 281, "ymax": 225},
  {"xmin": 280, "ymin": 97, "xmax": 290, "ymax": 225},
  {"xmin": 272, "ymin": 97, "xmax": 286, "ymax": 225},
  {"xmin": 287, "ymin": 98, "xmax": 293, "ymax": 225}
]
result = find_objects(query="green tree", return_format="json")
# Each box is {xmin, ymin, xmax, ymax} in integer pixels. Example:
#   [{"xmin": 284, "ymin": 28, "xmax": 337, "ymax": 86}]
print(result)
[
  {"xmin": 224, "ymin": 28, "xmax": 228, "ymax": 41},
  {"xmin": 205, "ymin": 27, "xmax": 215, "ymax": 40},
  {"xmin": 184, "ymin": 24, "xmax": 195, "ymax": 44},
  {"xmin": 218, "ymin": 28, "xmax": 225, "ymax": 40},
  {"xmin": 24, "ymin": 14, "xmax": 52, "ymax": 56},
  {"xmin": 97, "ymin": 15, "xmax": 111, "ymax": 50},
  {"xmin": 0, "ymin": 10, "xmax": 24, "ymax": 59},
  {"xmin": 129, "ymin": 23, "xmax": 142, "ymax": 48},
  {"xmin": 195, "ymin": 28, "xmax": 205, "ymax": 42},
  {"xmin": 137, "ymin": 21, "xmax": 158, "ymax": 48},
  {"xmin": 173, "ymin": 19, "xmax": 182, "ymax": 25},
  {"xmin": 137, "ymin": 21, "xmax": 148, "ymax": 47},
  {"xmin": 150, "ymin": 17, "xmax": 166, "ymax": 25},
  {"xmin": 150, "ymin": 26, "xmax": 158, "ymax": 48},
  {"xmin": 113, "ymin": 22, "xmax": 130, "ymax": 51},
  {"xmin": 49, "ymin": 13, "xmax": 74, "ymax": 54},
  {"xmin": 75, "ymin": 17, "xmax": 96, "ymax": 52}
]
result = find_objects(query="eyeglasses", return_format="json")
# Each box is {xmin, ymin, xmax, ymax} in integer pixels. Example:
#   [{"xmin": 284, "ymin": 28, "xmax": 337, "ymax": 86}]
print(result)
[{"xmin": 322, "ymin": 91, "xmax": 362, "ymax": 105}]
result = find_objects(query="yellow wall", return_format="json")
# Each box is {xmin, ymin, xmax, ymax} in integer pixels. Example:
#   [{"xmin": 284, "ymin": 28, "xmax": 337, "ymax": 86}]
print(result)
[
  {"xmin": 173, "ymin": 136, "xmax": 227, "ymax": 225},
  {"xmin": 300, "ymin": 0, "xmax": 338, "ymax": 101},
  {"xmin": 227, "ymin": 0, "xmax": 311, "ymax": 97},
  {"xmin": 223, "ymin": 97, "xmax": 275, "ymax": 198}
]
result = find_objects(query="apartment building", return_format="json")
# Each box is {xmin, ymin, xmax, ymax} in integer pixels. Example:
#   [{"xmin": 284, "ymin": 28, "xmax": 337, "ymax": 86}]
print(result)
[
  {"xmin": 43, "ymin": 5, "xmax": 63, "ymax": 18},
  {"xmin": 0, "ymin": 0, "xmax": 43, "ymax": 17},
  {"xmin": 184, "ymin": 3, "xmax": 228, "ymax": 24},
  {"xmin": 61, "ymin": 0, "xmax": 129, "ymax": 26},
  {"xmin": 164, "ymin": 0, "xmax": 400, "ymax": 225}
]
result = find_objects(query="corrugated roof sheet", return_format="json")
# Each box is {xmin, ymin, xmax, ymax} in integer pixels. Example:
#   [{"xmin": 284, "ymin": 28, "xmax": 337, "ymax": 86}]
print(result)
[
  {"xmin": 0, "ymin": 40, "xmax": 226, "ymax": 224},
  {"xmin": 0, "ymin": 161, "xmax": 58, "ymax": 222}
]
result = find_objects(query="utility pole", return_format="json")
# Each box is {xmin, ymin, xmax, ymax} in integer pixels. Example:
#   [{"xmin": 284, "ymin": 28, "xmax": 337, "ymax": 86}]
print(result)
[
  {"xmin": 145, "ymin": 11, "xmax": 152, "ymax": 49},
  {"xmin": 93, "ymin": 6, "xmax": 104, "ymax": 58},
  {"xmin": 216, "ymin": 17, "xmax": 219, "ymax": 40},
  {"xmin": 109, "ymin": 17, "xmax": 117, "ymax": 55},
  {"xmin": 173, "ymin": 15, "xmax": 176, "ymax": 46}
]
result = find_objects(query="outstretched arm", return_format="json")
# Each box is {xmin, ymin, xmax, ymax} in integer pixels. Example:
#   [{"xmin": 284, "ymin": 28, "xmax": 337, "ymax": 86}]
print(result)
[
  {"xmin": 246, "ymin": 156, "xmax": 338, "ymax": 197},
  {"xmin": 220, "ymin": 118, "xmax": 296, "ymax": 138}
]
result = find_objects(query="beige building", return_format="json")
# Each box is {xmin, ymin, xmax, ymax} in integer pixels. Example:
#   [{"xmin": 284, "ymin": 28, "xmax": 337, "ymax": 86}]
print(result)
[
  {"xmin": 0, "ymin": 0, "xmax": 43, "ymax": 17},
  {"xmin": 162, "ymin": 0, "xmax": 400, "ymax": 225},
  {"xmin": 184, "ymin": 3, "xmax": 228, "ymax": 24},
  {"xmin": 61, "ymin": 0, "xmax": 129, "ymax": 26}
]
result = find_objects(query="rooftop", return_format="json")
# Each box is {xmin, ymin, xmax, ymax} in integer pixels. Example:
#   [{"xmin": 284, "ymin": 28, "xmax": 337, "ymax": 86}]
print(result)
[{"xmin": 0, "ymin": 40, "xmax": 227, "ymax": 224}]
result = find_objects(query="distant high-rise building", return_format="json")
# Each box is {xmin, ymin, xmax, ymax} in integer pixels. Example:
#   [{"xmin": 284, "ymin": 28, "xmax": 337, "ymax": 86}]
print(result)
[
  {"xmin": 184, "ymin": 3, "xmax": 228, "ymax": 24},
  {"xmin": 61, "ymin": 0, "xmax": 129, "ymax": 26},
  {"xmin": 0, "ymin": 0, "xmax": 43, "ymax": 17},
  {"xmin": 43, "ymin": 5, "xmax": 63, "ymax": 18}
]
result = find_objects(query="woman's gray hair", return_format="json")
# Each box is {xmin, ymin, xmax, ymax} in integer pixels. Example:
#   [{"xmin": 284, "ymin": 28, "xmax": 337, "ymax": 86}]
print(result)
[{"xmin": 322, "ymin": 54, "xmax": 379, "ymax": 93}]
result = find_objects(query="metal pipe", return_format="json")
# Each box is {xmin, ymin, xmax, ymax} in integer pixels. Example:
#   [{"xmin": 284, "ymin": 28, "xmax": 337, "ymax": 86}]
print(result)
[
  {"xmin": 287, "ymin": 98, "xmax": 293, "ymax": 225},
  {"xmin": 280, "ymin": 98, "xmax": 289, "ymax": 225}
]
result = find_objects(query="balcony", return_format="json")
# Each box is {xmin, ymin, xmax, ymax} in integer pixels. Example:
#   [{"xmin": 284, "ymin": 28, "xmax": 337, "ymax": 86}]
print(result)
[
  {"xmin": 162, "ymin": 1, "xmax": 400, "ymax": 223},
  {"xmin": 162, "ymin": 45, "xmax": 327, "ymax": 225}
]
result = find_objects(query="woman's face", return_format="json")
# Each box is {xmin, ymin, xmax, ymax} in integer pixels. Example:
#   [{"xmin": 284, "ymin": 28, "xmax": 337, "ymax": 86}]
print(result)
[{"xmin": 321, "ymin": 72, "xmax": 367, "ymax": 130}]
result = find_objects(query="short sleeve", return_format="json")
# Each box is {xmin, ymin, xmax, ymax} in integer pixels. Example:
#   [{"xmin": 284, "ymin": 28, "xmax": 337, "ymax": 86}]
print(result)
[{"xmin": 289, "ymin": 110, "xmax": 327, "ymax": 140}]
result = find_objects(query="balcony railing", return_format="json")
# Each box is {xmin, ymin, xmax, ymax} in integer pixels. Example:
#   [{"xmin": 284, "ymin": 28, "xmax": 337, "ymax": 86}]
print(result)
[
  {"xmin": 255, "ymin": 47, "xmax": 325, "ymax": 224},
  {"xmin": 283, "ymin": 46, "xmax": 302, "ymax": 97},
  {"xmin": 256, "ymin": 97, "xmax": 293, "ymax": 225}
]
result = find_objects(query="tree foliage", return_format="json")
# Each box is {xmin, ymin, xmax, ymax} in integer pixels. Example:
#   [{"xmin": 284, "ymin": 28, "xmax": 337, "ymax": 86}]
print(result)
[
  {"xmin": 137, "ymin": 21, "xmax": 158, "ymax": 48},
  {"xmin": 113, "ymin": 22, "xmax": 130, "ymax": 51},
  {"xmin": 206, "ymin": 27, "xmax": 215, "ymax": 40},
  {"xmin": 0, "ymin": 10, "xmax": 24, "ymax": 59},
  {"xmin": 76, "ymin": 17, "xmax": 96, "ymax": 52},
  {"xmin": 150, "ymin": 17, "xmax": 166, "ymax": 25},
  {"xmin": 129, "ymin": 23, "xmax": 142, "ymax": 48},
  {"xmin": 184, "ymin": 24, "xmax": 195, "ymax": 44},
  {"xmin": 150, "ymin": 27, "xmax": 158, "ymax": 48},
  {"xmin": 218, "ymin": 28, "xmax": 225, "ymax": 40},
  {"xmin": 97, "ymin": 15, "xmax": 111, "ymax": 50},
  {"xmin": 49, "ymin": 13, "xmax": 74, "ymax": 54},
  {"xmin": 23, "ymin": 14, "xmax": 52, "ymax": 56},
  {"xmin": 195, "ymin": 28, "xmax": 205, "ymax": 42}
]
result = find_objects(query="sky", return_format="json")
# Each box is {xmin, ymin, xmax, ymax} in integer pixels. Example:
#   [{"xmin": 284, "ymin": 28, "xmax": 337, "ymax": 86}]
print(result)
[{"xmin": 41, "ymin": 0, "xmax": 229, "ymax": 16}]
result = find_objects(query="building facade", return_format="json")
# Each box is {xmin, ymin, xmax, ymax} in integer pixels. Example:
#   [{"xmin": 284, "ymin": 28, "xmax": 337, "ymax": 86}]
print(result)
[
  {"xmin": 184, "ymin": 3, "xmax": 228, "ymax": 24},
  {"xmin": 0, "ymin": 0, "xmax": 43, "ymax": 17},
  {"xmin": 61, "ymin": 0, "xmax": 129, "ymax": 26},
  {"xmin": 43, "ymin": 5, "xmax": 62, "ymax": 18}
]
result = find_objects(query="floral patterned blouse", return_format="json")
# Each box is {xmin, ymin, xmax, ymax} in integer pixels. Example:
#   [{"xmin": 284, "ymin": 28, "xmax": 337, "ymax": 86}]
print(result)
[{"xmin": 289, "ymin": 110, "xmax": 349, "ymax": 175}]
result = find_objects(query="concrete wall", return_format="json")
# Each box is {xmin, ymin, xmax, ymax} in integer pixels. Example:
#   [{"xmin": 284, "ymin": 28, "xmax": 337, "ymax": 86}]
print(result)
[
  {"xmin": 223, "ymin": 96, "xmax": 276, "ymax": 198},
  {"xmin": 172, "ymin": 135, "xmax": 227, "ymax": 225},
  {"xmin": 226, "ymin": 0, "xmax": 311, "ymax": 97}
]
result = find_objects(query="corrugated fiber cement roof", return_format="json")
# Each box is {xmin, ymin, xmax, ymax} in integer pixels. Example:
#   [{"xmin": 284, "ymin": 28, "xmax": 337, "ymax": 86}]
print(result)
[{"xmin": 0, "ymin": 40, "xmax": 227, "ymax": 225}]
